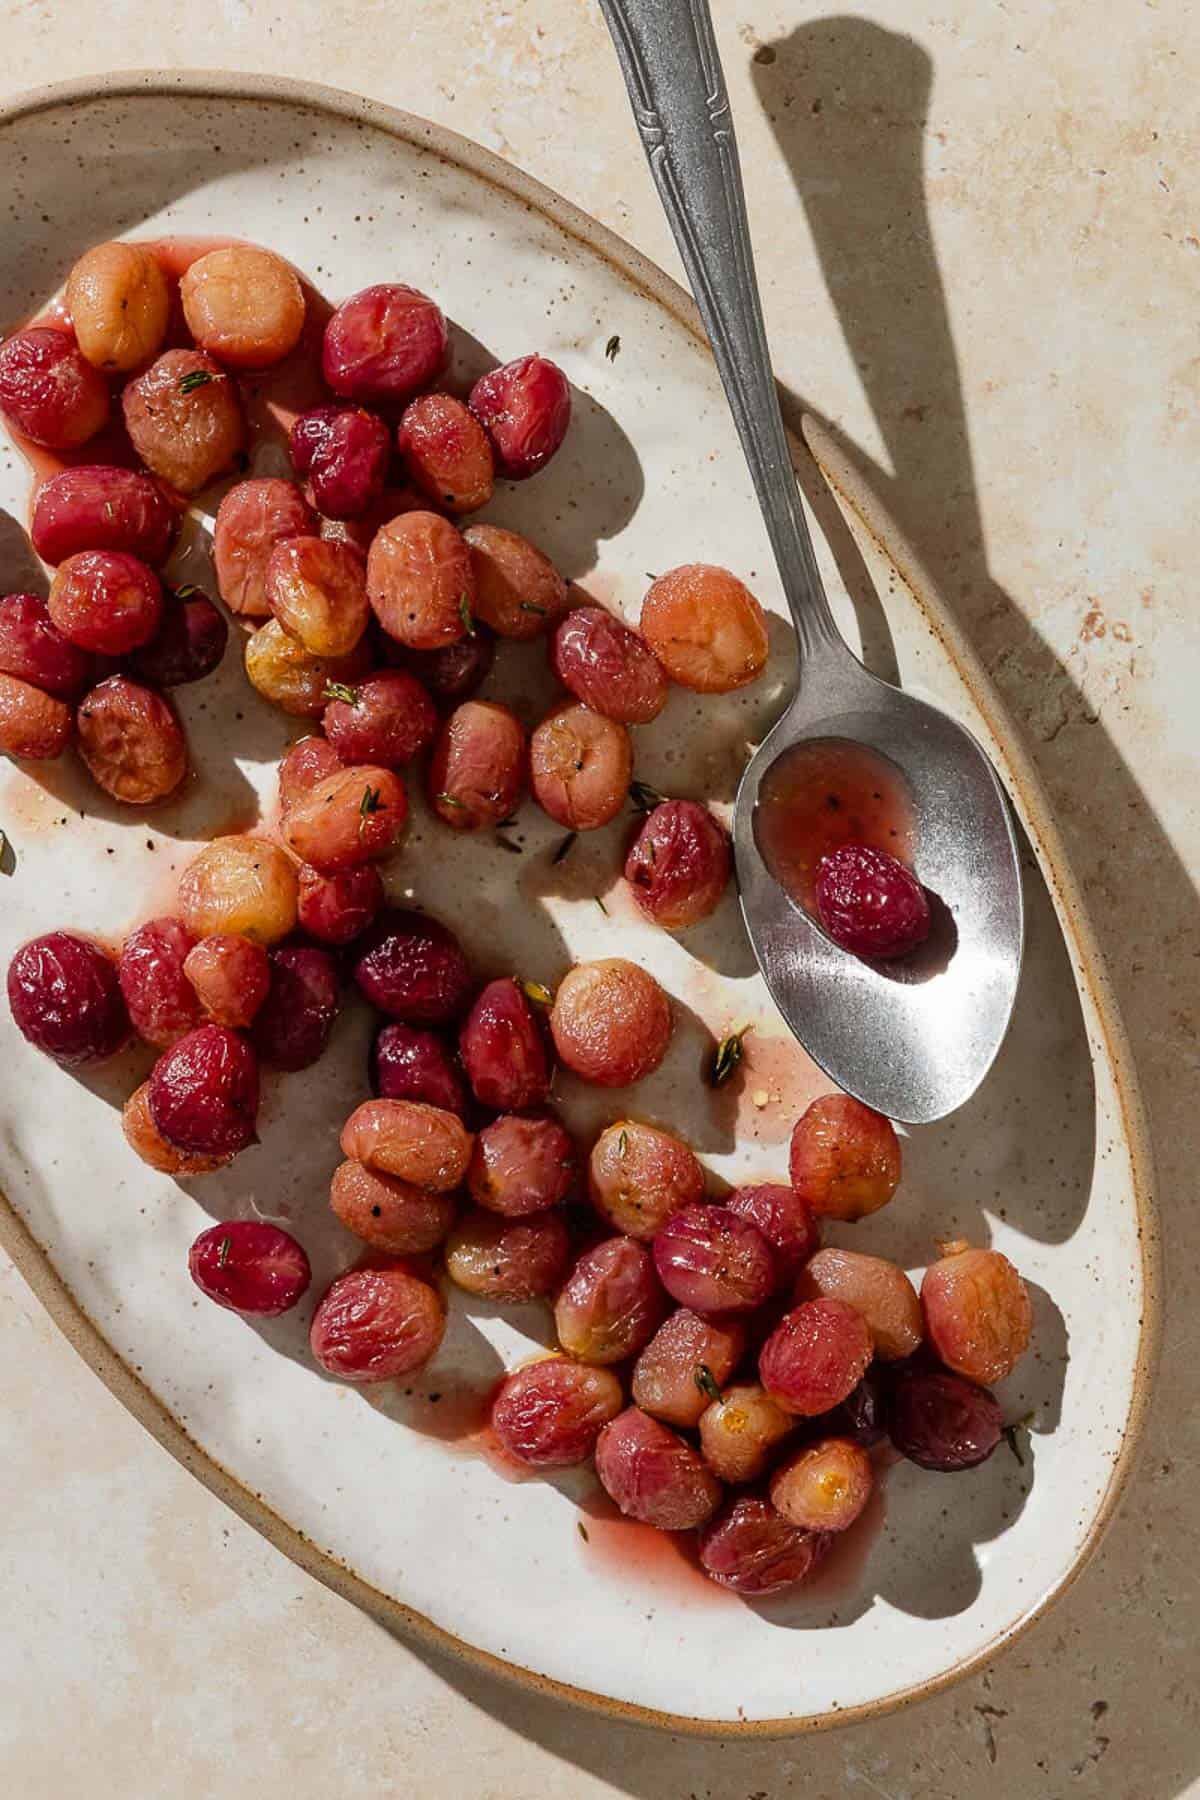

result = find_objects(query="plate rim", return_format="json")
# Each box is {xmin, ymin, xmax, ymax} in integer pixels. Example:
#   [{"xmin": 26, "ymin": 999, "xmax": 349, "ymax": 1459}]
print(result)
[{"xmin": 0, "ymin": 67, "xmax": 1161, "ymax": 1738}]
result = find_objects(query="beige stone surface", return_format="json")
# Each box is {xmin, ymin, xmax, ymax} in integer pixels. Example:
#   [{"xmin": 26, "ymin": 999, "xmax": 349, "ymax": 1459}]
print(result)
[{"xmin": 0, "ymin": 1, "xmax": 1196, "ymax": 1794}]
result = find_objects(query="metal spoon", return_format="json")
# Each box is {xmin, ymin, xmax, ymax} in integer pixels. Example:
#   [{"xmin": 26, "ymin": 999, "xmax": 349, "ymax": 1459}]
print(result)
[{"xmin": 599, "ymin": 0, "xmax": 1023, "ymax": 1122}]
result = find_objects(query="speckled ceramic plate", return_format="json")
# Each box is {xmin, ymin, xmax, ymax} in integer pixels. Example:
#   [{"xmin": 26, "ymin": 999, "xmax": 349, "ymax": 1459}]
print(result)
[{"xmin": 0, "ymin": 73, "xmax": 1158, "ymax": 1735}]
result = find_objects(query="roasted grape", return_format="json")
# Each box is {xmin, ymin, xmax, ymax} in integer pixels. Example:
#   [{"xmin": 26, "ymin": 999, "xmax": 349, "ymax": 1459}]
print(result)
[
  {"xmin": 122, "ymin": 1081, "xmax": 232, "ymax": 1175},
  {"xmin": 529, "ymin": 700, "xmax": 631, "ymax": 832},
  {"xmin": 31, "ymin": 465, "xmax": 179, "ymax": 568},
  {"xmin": 122, "ymin": 349, "xmax": 245, "ymax": 493},
  {"xmin": 180, "ymin": 245, "xmax": 305, "ymax": 368},
  {"xmin": 281, "ymin": 764, "xmax": 407, "ymax": 871},
  {"xmin": 330, "ymin": 1158, "xmax": 457, "ymax": 1255},
  {"xmin": 554, "ymin": 1236, "xmax": 666, "ymax": 1365},
  {"xmin": 461, "ymin": 523, "xmax": 567, "ymax": 640},
  {"xmin": 183, "ymin": 933, "xmax": 271, "ymax": 1029},
  {"xmin": 214, "ymin": 478, "xmax": 317, "ymax": 619},
  {"xmin": 920, "ymin": 1241, "xmax": 1032, "ymax": 1386},
  {"xmin": 398, "ymin": 393, "xmax": 494, "ymax": 514},
  {"xmin": 797, "ymin": 1246, "xmax": 922, "ymax": 1361},
  {"xmin": 189, "ymin": 1220, "xmax": 311, "ymax": 1316},
  {"xmin": 468, "ymin": 354, "xmax": 570, "ymax": 479},
  {"xmin": 352, "ymin": 907, "xmax": 474, "ymax": 1023},
  {"xmin": 641, "ymin": 564, "xmax": 769, "ymax": 693},
  {"xmin": 887, "ymin": 1366, "xmax": 1003, "ymax": 1472},
  {"xmin": 652, "ymin": 1204, "xmax": 775, "ymax": 1316},
  {"xmin": 758, "ymin": 1298, "xmax": 873, "ymax": 1417},
  {"xmin": 250, "ymin": 945, "xmax": 340, "ymax": 1071},
  {"xmin": 278, "ymin": 735, "xmax": 345, "ymax": 812},
  {"xmin": 244, "ymin": 617, "xmax": 372, "ymax": 718},
  {"xmin": 0, "ymin": 672, "xmax": 73, "ymax": 759},
  {"xmin": 76, "ymin": 675, "xmax": 187, "ymax": 804},
  {"xmin": 551, "ymin": 606, "xmax": 667, "ymax": 723},
  {"xmin": 177, "ymin": 836, "xmax": 298, "ymax": 944},
  {"xmin": 697, "ymin": 1383, "xmax": 796, "ymax": 1484},
  {"xmin": 66, "ymin": 241, "xmax": 169, "ymax": 372},
  {"xmin": 789, "ymin": 1093, "xmax": 901, "ymax": 1222},
  {"xmin": 7, "ymin": 930, "xmax": 129, "ymax": 1064},
  {"xmin": 0, "ymin": 593, "xmax": 93, "ymax": 700},
  {"xmin": 428, "ymin": 699, "xmax": 526, "ymax": 830},
  {"xmin": 588, "ymin": 1120, "xmax": 704, "ymax": 1240},
  {"xmin": 631, "ymin": 1308, "xmax": 745, "ymax": 1429},
  {"xmin": 467, "ymin": 1112, "xmax": 575, "ymax": 1217},
  {"xmin": 698, "ymin": 1496, "xmax": 830, "ymax": 1595},
  {"xmin": 118, "ymin": 917, "xmax": 200, "ymax": 1048},
  {"xmin": 266, "ymin": 535, "xmax": 369, "ymax": 659},
  {"xmin": 830, "ymin": 1369, "xmax": 889, "ymax": 1448},
  {"xmin": 297, "ymin": 861, "xmax": 384, "ymax": 946},
  {"xmin": 48, "ymin": 550, "xmax": 163, "ymax": 656},
  {"xmin": 549, "ymin": 958, "xmax": 671, "ymax": 1087},
  {"xmin": 290, "ymin": 405, "xmax": 390, "ymax": 519},
  {"xmin": 491, "ymin": 1357, "xmax": 623, "ymax": 1468},
  {"xmin": 594, "ymin": 1406, "xmax": 721, "ymax": 1531},
  {"xmin": 0, "ymin": 327, "xmax": 108, "ymax": 448},
  {"xmin": 322, "ymin": 284, "xmax": 448, "ymax": 406},
  {"xmin": 395, "ymin": 629, "xmax": 494, "ymax": 708},
  {"xmin": 815, "ymin": 842, "xmax": 931, "ymax": 961},
  {"xmin": 367, "ymin": 510, "xmax": 474, "ymax": 650},
  {"xmin": 726, "ymin": 1183, "xmax": 818, "ymax": 1288},
  {"xmin": 323, "ymin": 670, "xmax": 437, "ymax": 768},
  {"xmin": 148, "ymin": 1023, "xmax": 259, "ymax": 1156},
  {"xmin": 770, "ymin": 1436, "xmax": 873, "ymax": 1533},
  {"xmin": 444, "ymin": 1206, "xmax": 570, "ymax": 1302},
  {"xmin": 310, "ymin": 1265, "xmax": 446, "ymax": 1383},
  {"xmin": 459, "ymin": 977, "xmax": 550, "ymax": 1110},
  {"xmin": 130, "ymin": 589, "xmax": 227, "ymax": 688},
  {"xmin": 340, "ymin": 1096, "xmax": 472, "ymax": 1192},
  {"xmin": 371, "ymin": 1022, "xmax": 467, "ymax": 1117},
  {"xmin": 624, "ymin": 799, "xmax": 731, "ymax": 930}
]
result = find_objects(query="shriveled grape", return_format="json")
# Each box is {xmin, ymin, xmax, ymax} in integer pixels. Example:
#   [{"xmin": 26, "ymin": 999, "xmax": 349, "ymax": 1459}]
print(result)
[
  {"xmin": 278, "ymin": 735, "xmax": 345, "ymax": 812},
  {"xmin": 921, "ymin": 1242, "xmax": 1032, "ymax": 1386},
  {"xmin": 467, "ymin": 1112, "xmax": 575, "ymax": 1217},
  {"xmin": 250, "ymin": 945, "xmax": 340, "ymax": 1071},
  {"xmin": 0, "ymin": 327, "xmax": 108, "ymax": 448},
  {"xmin": 297, "ymin": 861, "xmax": 384, "ymax": 946},
  {"xmin": 323, "ymin": 670, "xmax": 437, "ymax": 768},
  {"xmin": 31, "ymin": 465, "xmax": 179, "ymax": 568},
  {"xmin": 594, "ymin": 1406, "xmax": 721, "ymax": 1531},
  {"xmin": 726, "ymin": 1182, "xmax": 819, "ymax": 1288},
  {"xmin": 459, "ymin": 977, "xmax": 550, "ymax": 1110},
  {"xmin": 48, "ymin": 551, "xmax": 162, "ymax": 656},
  {"xmin": 397, "ymin": 393, "xmax": 494, "ymax": 514},
  {"xmin": 310, "ymin": 1265, "xmax": 446, "ymax": 1383},
  {"xmin": 118, "ymin": 917, "xmax": 200, "ymax": 1048},
  {"xmin": 625, "ymin": 799, "xmax": 731, "ymax": 929},
  {"xmin": 549, "ymin": 958, "xmax": 671, "ymax": 1087},
  {"xmin": 122, "ymin": 349, "xmax": 245, "ymax": 493},
  {"xmin": 631, "ymin": 1308, "xmax": 745, "ymax": 1429},
  {"xmin": 122, "ymin": 1081, "xmax": 231, "ymax": 1176},
  {"xmin": 7, "ymin": 930, "xmax": 129, "ymax": 1065},
  {"xmin": 180, "ymin": 245, "xmax": 305, "ymax": 369},
  {"xmin": 468, "ymin": 354, "xmax": 570, "ymax": 479},
  {"xmin": 189, "ymin": 1220, "xmax": 311, "ymax": 1316},
  {"xmin": 281, "ymin": 764, "xmax": 407, "ymax": 871},
  {"xmin": 588, "ymin": 1120, "xmax": 704, "ymax": 1240},
  {"xmin": 653, "ymin": 1204, "xmax": 775, "ymax": 1316},
  {"xmin": 698, "ymin": 1496, "xmax": 830, "ymax": 1596},
  {"xmin": 322, "ymin": 284, "xmax": 448, "ymax": 406},
  {"xmin": 130, "ymin": 589, "xmax": 227, "ymax": 688},
  {"xmin": 551, "ymin": 605, "xmax": 667, "ymax": 723},
  {"xmin": 428, "ymin": 699, "xmax": 526, "ymax": 830},
  {"xmin": 491, "ymin": 1357, "xmax": 623, "ymax": 1468},
  {"xmin": 887, "ymin": 1366, "xmax": 1003, "ymax": 1472},
  {"xmin": 244, "ymin": 617, "xmax": 372, "ymax": 718},
  {"xmin": 444, "ymin": 1207, "xmax": 569, "ymax": 1302},
  {"xmin": 76, "ymin": 675, "xmax": 187, "ymax": 804},
  {"xmin": 352, "ymin": 907, "xmax": 473, "ymax": 1023},
  {"xmin": 290, "ymin": 405, "xmax": 390, "ymax": 519},
  {"xmin": 461, "ymin": 523, "xmax": 566, "ymax": 640},
  {"xmin": 698, "ymin": 1383, "xmax": 796, "ymax": 1484},
  {"xmin": 367, "ymin": 510, "xmax": 474, "ymax": 651},
  {"xmin": 148, "ymin": 1023, "xmax": 259, "ymax": 1156},
  {"xmin": 371, "ymin": 1022, "xmax": 467, "ymax": 1117},
  {"xmin": 0, "ymin": 672, "xmax": 73, "ymax": 760},
  {"xmin": 183, "ymin": 933, "xmax": 271, "ymax": 1029},
  {"xmin": 0, "ymin": 592, "xmax": 93, "ymax": 700},
  {"xmin": 330, "ymin": 1157, "xmax": 457, "ymax": 1255},
  {"xmin": 66, "ymin": 241, "xmax": 169, "ymax": 372},
  {"xmin": 789, "ymin": 1093, "xmax": 901, "ymax": 1222},
  {"xmin": 554, "ymin": 1236, "xmax": 666, "ymax": 1365},
  {"xmin": 214, "ymin": 479, "xmax": 317, "ymax": 619},
  {"xmin": 770, "ymin": 1436, "xmax": 873, "ymax": 1533},
  {"xmin": 266, "ymin": 535, "xmax": 369, "ymax": 658},
  {"xmin": 641, "ymin": 564, "xmax": 769, "ymax": 693},
  {"xmin": 529, "ymin": 701, "xmax": 632, "ymax": 831},
  {"xmin": 797, "ymin": 1246, "xmax": 922, "ymax": 1361},
  {"xmin": 340, "ymin": 1096, "xmax": 472, "ymax": 1192},
  {"xmin": 758, "ymin": 1298, "xmax": 873, "ymax": 1417},
  {"xmin": 177, "ymin": 836, "xmax": 298, "ymax": 944}
]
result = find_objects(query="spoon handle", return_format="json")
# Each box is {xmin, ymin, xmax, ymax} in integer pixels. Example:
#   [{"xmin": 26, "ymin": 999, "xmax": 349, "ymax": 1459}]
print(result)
[{"xmin": 599, "ymin": 0, "xmax": 840, "ymax": 658}]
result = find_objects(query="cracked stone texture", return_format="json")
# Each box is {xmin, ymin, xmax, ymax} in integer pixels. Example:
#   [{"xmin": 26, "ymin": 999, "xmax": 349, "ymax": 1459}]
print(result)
[{"xmin": 0, "ymin": 1, "xmax": 1197, "ymax": 1796}]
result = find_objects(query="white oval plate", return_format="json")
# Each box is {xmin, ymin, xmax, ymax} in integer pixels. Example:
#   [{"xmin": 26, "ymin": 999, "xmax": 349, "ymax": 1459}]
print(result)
[{"xmin": 0, "ymin": 75, "xmax": 1158, "ymax": 1735}]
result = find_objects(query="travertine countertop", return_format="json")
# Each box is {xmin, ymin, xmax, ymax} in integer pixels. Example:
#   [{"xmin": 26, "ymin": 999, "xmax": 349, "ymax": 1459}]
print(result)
[{"xmin": 1, "ymin": 3, "xmax": 1197, "ymax": 1795}]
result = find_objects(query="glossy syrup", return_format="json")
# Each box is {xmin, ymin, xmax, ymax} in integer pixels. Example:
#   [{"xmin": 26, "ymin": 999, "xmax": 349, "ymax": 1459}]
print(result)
[{"xmin": 753, "ymin": 736, "xmax": 915, "ymax": 914}]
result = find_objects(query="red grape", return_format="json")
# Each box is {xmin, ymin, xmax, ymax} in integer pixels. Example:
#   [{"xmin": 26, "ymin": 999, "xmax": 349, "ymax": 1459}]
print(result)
[
  {"xmin": 296, "ymin": 862, "xmax": 384, "ymax": 946},
  {"xmin": 183, "ymin": 933, "xmax": 271, "ymax": 1030},
  {"xmin": 625, "ymin": 800, "xmax": 732, "ymax": 930},
  {"xmin": 397, "ymin": 393, "xmax": 494, "ymax": 514},
  {"xmin": 444, "ymin": 1207, "xmax": 569, "ymax": 1302},
  {"xmin": 189, "ymin": 1220, "xmax": 311, "ymax": 1317},
  {"xmin": 76, "ymin": 675, "xmax": 187, "ymax": 805},
  {"xmin": 467, "ymin": 1112, "xmax": 575, "ymax": 1217},
  {"xmin": 118, "ymin": 917, "xmax": 200, "ymax": 1048},
  {"xmin": 352, "ymin": 907, "xmax": 474, "ymax": 1023},
  {"xmin": 281, "ymin": 764, "xmax": 407, "ymax": 871},
  {"xmin": 392, "ymin": 629, "xmax": 494, "ymax": 708},
  {"xmin": 0, "ymin": 327, "xmax": 108, "ymax": 448},
  {"xmin": 491, "ymin": 1358, "xmax": 623, "ymax": 1468},
  {"xmin": 214, "ymin": 478, "xmax": 317, "ymax": 619},
  {"xmin": 66, "ymin": 242, "xmax": 169, "ymax": 372},
  {"xmin": 529, "ymin": 701, "xmax": 632, "ymax": 831},
  {"xmin": 7, "ymin": 930, "xmax": 129, "ymax": 1064},
  {"xmin": 278, "ymin": 735, "xmax": 345, "ymax": 813},
  {"xmin": 322, "ymin": 669, "xmax": 437, "ymax": 767},
  {"xmin": 554, "ymin": 1236, "xmax": 666, "ymax": 1365},
  {"xmin": 178, "ymin": 836, "xmax": 298, "ymax": 945},
  {"xmin": 632, "ymin": 1308, "xmax": 746, "ymax": 1429},
  {"xmin": 180, "ymin": 245, "xmax": 305, "ymax": 369},
  {"xmin": 594, "ymin": 1406, "xmax": 722, "ymax": 1531},
  {"xmin": 322, "ymin": 284, "xmax": 449, "ymax": 405},
  {"xmin": 459, "ymin": 977, "xmax": 550, "ymax": 1110},
  {"xmin": 148, "ymin": 1024, "xmax": 260, "ymax": 1156},
  {"xmin": 130, "ymin": 588, "xmax": 227, "ymax": 688},
  {"xmin": 550, "ymin": 606, "xmax": 667, "ymax": 723},
  {"xmin": 330, "ymin": 1158, "xmax": 457, "ymax": 1255},
  {"xmin": 887, "ymin": 1366, "xmax": 1002, "ymax": 1471},
  {"xmin": 122, "ymin": 1081, "xmax": 231, "ymax": 1176},
  {"xmin": 921, "ymin": 1241, "xmax": 1032, "ymax": 1385},
  {"xmin": 0, "ymin": 593, "xmax": 93, "ymax": 700},
  {"xmin": 550, "ymin": 959, "xmax": 672, "ymax": 1088},
  {"xmin": 588, "ymin": 1120, "xmax": 704, "ymax": 1241},
  {"xmin": 829, "ymin": 1369, "xmax": 889, "ymax": 1448},
  {"xmin": 726, "ymin": 1183, "xmax": 818, "ymax": 1288},
  {"xmin": 31, "ymin": 465, "xmax": 179, "ymax": 567},
  {"xmin": 290, "ymin": 405, "xmax": 390, "ymax": 518},
  {"xmin": 0, "ymin": 673, "xmax": 73, "ymax": 759},
  {"xmin": 796, "ymin": 1246, "xmax": 922, "ymax": 1361},
  {"xmin": 266, "ymin": 534, "xmax": 369, "ymax": 659},
  {"xmin": 371, "ymin": 1022, "xmax": 467, "ymax": 1117},
  {"xmin": 249, "ymin": 945, "xmax": 340, "ymax": 1071},
  {"xmin": 652, "ymin": 1205, "xmax": 775, "ymax": 1316},
  {"xmin": 758, "ymin": 1298, "xmax": 873, "ymax": 1417},
  {"xmin": 770, "ymin": 1436, "xmax": 873, "ymax": 1533},
  {"xmin": 815, "ymin": 842, "xmax": 931, "ymax": 960},
  {"xmin": 428, "ymin": 699, "xmax": 526, "ymax": 830},
  {"xmin": 310, "ymin": 1265, "xmax": 446, "ymax": 1383},
  {"xmin": 641, "ymin": 565, "xmax": 769, "ymax": 693},
  {"xmin": 698, "ymin": 1497, "xmax": 830, "ymax": 1595},
  {"xmin": 340, "ymin": 1096, "xmax": 472, "ymax": 1192},
  {"xmin": 461, "ymin": 523, "xmax": 567, "ymax": 640},
  {"xmin": 789, "ymin": 1093, "xmax": 901, "ymax": 1221},
  {"xmin": 697, "ymin": 1383, "xmax": 796, "ymax": 1484},
  {"xmin": 367, "ymin": 510, "xmax": 474, "ymax": 650},
  {"xmin": 122, "ymin": 349, "xmax": 245, "ymax": 493},
  {"xmin": 468, "ymin": 354, "xmax": 570, "ymax": 479},
  {"xmin": 48, "ymin": 551, "xmax": 162, "ymax": 656}
]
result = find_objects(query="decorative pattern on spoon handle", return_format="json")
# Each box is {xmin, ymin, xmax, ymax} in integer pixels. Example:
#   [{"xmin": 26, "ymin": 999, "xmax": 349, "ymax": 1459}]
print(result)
[{"xmin": 598, "ymin": 0, "xmax": 839, "ymax": 655}]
